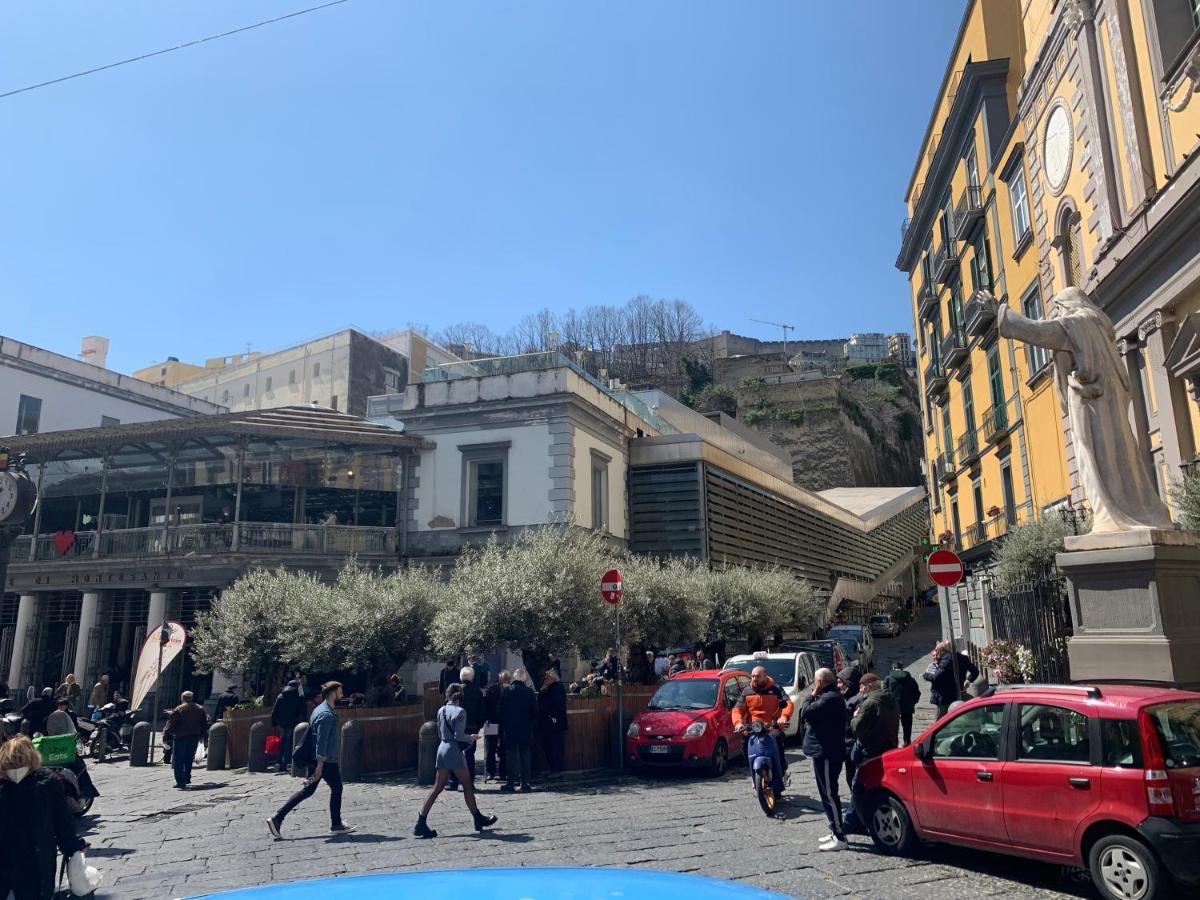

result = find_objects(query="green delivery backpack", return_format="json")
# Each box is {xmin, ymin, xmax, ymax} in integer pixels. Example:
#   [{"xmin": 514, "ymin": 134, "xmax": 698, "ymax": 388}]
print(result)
[{"xmin": 33, "ymin": 732, "xmax": 77, "ymax": 766}]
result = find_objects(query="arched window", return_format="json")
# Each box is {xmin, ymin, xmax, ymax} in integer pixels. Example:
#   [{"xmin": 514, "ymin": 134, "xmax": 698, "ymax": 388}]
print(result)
[{"xmin": 1057, "ymin": 205, "xmax": 1084, "ymax": 287}]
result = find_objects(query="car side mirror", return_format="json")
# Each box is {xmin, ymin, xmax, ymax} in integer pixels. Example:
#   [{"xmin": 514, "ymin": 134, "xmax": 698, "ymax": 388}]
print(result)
[{"xmin": 913, "ymin": 741, "xmax": 929, "ymax": 761}]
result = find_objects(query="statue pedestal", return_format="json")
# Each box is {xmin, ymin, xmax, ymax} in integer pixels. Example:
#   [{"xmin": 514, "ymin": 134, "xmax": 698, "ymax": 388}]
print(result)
[{"xmin": 1057, "ymin": 528, "xmax": 1200, "ymax": 688}]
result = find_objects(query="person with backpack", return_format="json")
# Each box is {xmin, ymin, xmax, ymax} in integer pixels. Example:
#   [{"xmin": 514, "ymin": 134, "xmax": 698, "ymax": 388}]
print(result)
[{"xmin": 883, "ymin": 661, "xmax": 922, "ymax": 745}]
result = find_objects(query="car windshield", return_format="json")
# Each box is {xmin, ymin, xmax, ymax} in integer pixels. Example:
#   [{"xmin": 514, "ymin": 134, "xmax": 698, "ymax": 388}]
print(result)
[
  {"xmin": 724, "ymin": 659, "xmax": 794, "ymax": 687},
  {"xmin": 834, "ymin": 639, "xmax": 858, "ymax": 657},
  {"xmin": 647, "ymin": 679, "xmax": 718, "ymax": 710},
  {"xmin": 1147, "ymin": 701, "xmax": 1200, "ymax": 769},
  {"xmin": 870, "ymin": 616, "xmax": 889, "ymax": 624},
  {"xmin": 827, "ymin": 627, "xmax": 861, "ymax": 638}
]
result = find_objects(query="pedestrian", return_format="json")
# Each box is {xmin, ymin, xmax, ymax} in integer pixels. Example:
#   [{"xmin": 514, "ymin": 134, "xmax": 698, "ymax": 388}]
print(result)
[
  {"xmin": 449, "ymin": 667, "xmax": 484, "ymax": 790},
  {"xmin": 0, "ymin": 735, "xmax": 89, "ymax": 900},
  {"xmin": 470, "ymin": 652, "xmax": 492, "ymax": 689},
  {"xmin": 923, "ymin": 640, "xmax": 980, "ymax": 718},
  {"xmin": 55, "ymin": 674, "xmax": 82, "ymax": 713},
  {"xmin": 270, "ymin": 680, "xmax": 306, "ymax": 772},
  {"xmin": 499, "ymin": 667, "xmax": 537, "ymax": 793},
  {"xmin": 883, "ymin": 661, "xmax": 922, "ymax": 745},
  {"xmin": 669, "ymin": 654, "xmax": 687, "ymax": 676},
  {"xmin": 695, "ymin": 649, "xmax": 709, "ymax": 670},
  {"xmin": 45, "ymin": 698, "xmax": 75, "ymax": 737},
  {"xmin": 538, "ymin": 668, "xmax": 568, "ymax": 776},
  {"xmin": 838, "ymin": 666, "xmax": 865, "ymax": 792},
  {"xmin": 801, "ymin": 667, "xmax": 849, "ymax": 852},
  {"xmin": 267, "ymin": 682, "xmax": 355, "ymax": 839},
  {"xmin": 653, "ymin": 653, "xmax": 669, "ymax": 680},
  {"xmin": 598, "ymin": 649, "xmax": 619, "ymax": 682},
  {"xmin": 21, "ymin": 689, "xmax": 55, "ymax": 737},
  {"xmin": 438, "ymin": 659, "xmax": 459, "ymax": 695},
  {"xmin": 548, "ymin": 654, "xmax": 563, "ymax": 679},
  {"xmin": 164, "ymin": 691, "xmax": 208, "ymax": 790},
  {"xmin": 843, "ymin": 673, "xmax": 900, "ymax": 834},
  {"xmin": 87, "ymin": 674, "xmax": 109, "ymax": 718},
  {"xmin": 483, "ymin": 670, "xmax": 510, "ymax": 782},
  {"xmin": 413, "ymin": 683, "xmax": 497, "ymax": 839},
  {"xmin": 213, "ymin": 683, "xmax": 240, "ymax": 721},
  {"xmin": 643, "ymin": 650, "xmax": 657, "ymax": 684},
  {"xmin": 391, "ymin": 673, "xmax": 407, "ymax": 705}
]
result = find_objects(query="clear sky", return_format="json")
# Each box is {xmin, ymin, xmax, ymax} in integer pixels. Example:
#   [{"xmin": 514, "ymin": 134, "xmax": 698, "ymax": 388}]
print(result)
[{"xmin": 2, "ymin": 1, "xmax": 966, "ymax": 374}]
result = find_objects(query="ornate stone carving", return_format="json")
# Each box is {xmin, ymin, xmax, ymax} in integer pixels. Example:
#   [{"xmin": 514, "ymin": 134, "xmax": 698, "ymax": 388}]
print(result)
[
  {"xmin": 1062, "ymin": 0, "xmax": 1094, "ymax": 31},
  {"xmin": 1138, "ymin": 311, "xmax": 1168, "ymax": 341},
  {"xmin": 1167, "ymin": 47, "xmax": 1200, "ymax": 113},
  {"xmin": 976, "ymin": 287, "xmax": 1174, "ymax": 533}
]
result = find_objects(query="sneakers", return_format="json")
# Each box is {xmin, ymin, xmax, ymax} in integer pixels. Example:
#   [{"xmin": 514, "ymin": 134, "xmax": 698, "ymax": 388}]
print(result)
[
  {"xmin": 266, "ymin": 818, "xmax": 282, "ymax": 840},
  {"xmin": 330, "ymin": 823, "xmax": 356, "ymax": 834},
  {"xmin": 819, "ymin": 836, "xmax": 849, "ymax": 852}
]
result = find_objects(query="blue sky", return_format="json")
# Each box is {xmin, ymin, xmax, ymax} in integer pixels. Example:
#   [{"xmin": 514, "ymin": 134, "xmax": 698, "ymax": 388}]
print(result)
[{"xmin": 2, "ymin": 1, "xmax": 965, "ymax": 374}]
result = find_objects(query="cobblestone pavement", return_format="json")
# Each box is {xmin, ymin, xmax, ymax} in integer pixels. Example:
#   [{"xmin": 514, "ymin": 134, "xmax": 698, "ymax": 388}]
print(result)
[{"xmin": 81, "ymin": 609, "xmax": 1092, "ymax": 899}]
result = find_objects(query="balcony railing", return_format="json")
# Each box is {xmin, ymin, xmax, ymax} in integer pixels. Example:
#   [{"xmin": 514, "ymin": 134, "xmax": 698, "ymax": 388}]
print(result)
[
  {"xmin": 954, "ymin": 185, "xmax": 984, "ymax": 239},
  {"xmin": 956, "ymin": 429, "xmax": 980, "ymax": 467},
  {"xmin": 962, "ymin": 500, "xmax": 1034, "ymax": 550},
  {"xmin": 964, "ymin": 294, "xmax": 997, "ymax": 336},
  {"xmin": 10, "ymin": 522, "xmax": 397, "ymax": 562},
  {"xmin": 981, "ymin": 400, "xmax": 1013, "ymax": 444},
  {"xmin": 924, "ymin": 360, "xmax": 948, "ymax": 397},
  {"xmin": 942, "ymin": 327, "xmax": 968, "ymax": 369},
  {"xmin": 937, "ymin": 452, "xmax": 957, "ymax": 484},
  {"xmin": 916, "ymin": 278, "xmax": 937, "ymax": 320},
  {"xmin": 933, "ymin": 240, "xmax": 959, "ymax": 284}
]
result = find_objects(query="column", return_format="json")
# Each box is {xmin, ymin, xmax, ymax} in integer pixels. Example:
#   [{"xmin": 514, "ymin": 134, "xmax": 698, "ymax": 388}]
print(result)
[
  {"xmin": 146, "ymin": 590, "xmax": 168, "ymax": 634},
  {"xmin": 73, "ymin": 592, "xmax": 102, "ymax": 695},
  {"xmin": 7, "ymin": 594, "xmax": 37, "ymax": 691},
  {"xmin": 1142, "ymin": 313, "xmax": 1195, "ymax": 479}
]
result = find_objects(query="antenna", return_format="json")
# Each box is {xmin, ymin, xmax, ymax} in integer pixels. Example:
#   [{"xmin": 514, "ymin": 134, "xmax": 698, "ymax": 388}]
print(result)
[{"xmin": 750, "ymin": 319, "xmax": 795, "ymax": 357}]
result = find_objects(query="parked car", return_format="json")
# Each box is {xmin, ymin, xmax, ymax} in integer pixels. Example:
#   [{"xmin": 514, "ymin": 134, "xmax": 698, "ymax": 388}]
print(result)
[
  {"xmin": 625, "ymin": 670, "xmax": 749, "ymax": 776},
  {"xmin": 775, "ymin": 640, "xmax": 847, "ymax": 674},
  {"xmin": 722, "ymin": 651, "xmax": 818, "ymax": 739},
  {"xmin": 856, "ymin": 683, "xmax": 1200, "ymax": 900},
  {"xmin": 870, "ymin": 614, "xmax": 900, "ymax": 637},
  {"xmin": 826, "ymin": 624, "xmax": 874, "ymax": 670}
]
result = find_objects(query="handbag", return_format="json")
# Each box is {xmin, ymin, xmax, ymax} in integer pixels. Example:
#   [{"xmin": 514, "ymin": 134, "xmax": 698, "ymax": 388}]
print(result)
[{"xmin": 265, "ymin": 734, "xmax": 281, "ymax": 756}]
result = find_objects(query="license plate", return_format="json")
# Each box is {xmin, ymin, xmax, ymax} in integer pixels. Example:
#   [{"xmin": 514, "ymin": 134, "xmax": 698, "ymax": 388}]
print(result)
[{"xmin": 649, "ymin": 745, "xmax": 671, "ymax": 754}]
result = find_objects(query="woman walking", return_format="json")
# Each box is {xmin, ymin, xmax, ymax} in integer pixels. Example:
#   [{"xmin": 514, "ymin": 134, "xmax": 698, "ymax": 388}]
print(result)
[
  {"xmin": 413, "ymin": 683, "xmax": 497, "ymax": 838},
  {"xmin": 0, "ymin": 735, "xmax": 88, "ymax": 899}
]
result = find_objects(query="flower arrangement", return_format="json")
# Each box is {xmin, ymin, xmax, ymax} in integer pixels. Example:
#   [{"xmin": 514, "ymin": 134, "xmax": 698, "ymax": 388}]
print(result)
[{"xmin": 980, "ymin": 640, "xmax": 1037, "ymax": 684}]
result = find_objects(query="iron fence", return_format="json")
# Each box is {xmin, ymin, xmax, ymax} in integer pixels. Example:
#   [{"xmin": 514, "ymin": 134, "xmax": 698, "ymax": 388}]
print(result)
[{"xmin": 988, "ymin": 570, "xmax": 1072, "ymax": 683}]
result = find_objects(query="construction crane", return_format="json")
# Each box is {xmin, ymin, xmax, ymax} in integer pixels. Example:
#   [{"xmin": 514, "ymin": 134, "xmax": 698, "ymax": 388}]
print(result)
[{"xmin": 750, "ymin": 318, "xmax": 795, "ymax": 358}]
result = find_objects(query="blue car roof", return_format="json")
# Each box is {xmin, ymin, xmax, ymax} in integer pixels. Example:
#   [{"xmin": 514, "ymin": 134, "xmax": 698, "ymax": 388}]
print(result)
[{"xmin": 191, "ymin": 868, "xmax": 790, "ymax": 900}]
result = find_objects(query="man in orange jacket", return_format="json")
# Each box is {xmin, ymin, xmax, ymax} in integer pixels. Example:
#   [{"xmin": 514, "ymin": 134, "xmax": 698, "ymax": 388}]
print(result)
[{"xmin": 732, "ymin": 666, "xmax": 794, "ymax": 795}]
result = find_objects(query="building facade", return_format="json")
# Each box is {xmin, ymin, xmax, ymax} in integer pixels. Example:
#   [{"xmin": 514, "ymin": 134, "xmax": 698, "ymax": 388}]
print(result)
[
  {"xmin": 1, "ymin": 335, "xmax": 225, "ymax": 436},
  {"xmin": 887, "ymin": 333, "xmax": 917, "ymax": 371},
  {"xmin": 844, "ymin": 333, "xmax": 889, "ymax": 364}
]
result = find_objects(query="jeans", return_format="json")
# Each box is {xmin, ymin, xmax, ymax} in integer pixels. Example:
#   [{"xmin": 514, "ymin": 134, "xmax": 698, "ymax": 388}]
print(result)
[
  {"xmin": 277, "ymin": 726, "xmax": 295, "ymax": 769},
  {"xmin": 746, "ymin": 731, "xmax": 785, "ymax": 796},
  {"xmin": 506, "ymin": 741, "xmax": 532, "ymax": 787},
  {"xmin": 542, "ymin": 730, "xmax": 565, "ymax": 773},
  {"xmin": 812, "ymin": 756, "xmax": 846, "ymax": 841},
  {"xmin": 900, "ymin": 709, "xmax": 914, "ymax": 745},
  {"xmin": 275, "ymin": 761, "xmax": 344, "ymax": 828},
  {"xmin": 172, "ymin": 735, "xmax": 200, "ymax": 787},
  {"xmin": 485, "ymin": 733, "xmax": 505, "ymax": 778}
]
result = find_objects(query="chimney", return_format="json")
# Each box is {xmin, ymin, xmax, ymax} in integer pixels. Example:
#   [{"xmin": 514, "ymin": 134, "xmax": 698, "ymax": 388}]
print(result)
[{"xmin": 80, "ymin": 336, "xmax": 109, "ymax": 369}]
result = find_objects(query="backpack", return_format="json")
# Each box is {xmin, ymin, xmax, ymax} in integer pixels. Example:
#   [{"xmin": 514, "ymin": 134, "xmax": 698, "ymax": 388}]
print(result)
[{"xmin": 291, "ymin": 725, "xmax": 315, "ymax": 770}]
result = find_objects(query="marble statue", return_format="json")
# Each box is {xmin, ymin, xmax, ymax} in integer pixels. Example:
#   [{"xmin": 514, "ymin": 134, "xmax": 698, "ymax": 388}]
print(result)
[{"xmin": 976, "ymin": 287, "xmax": 1173, "ymax": 533}]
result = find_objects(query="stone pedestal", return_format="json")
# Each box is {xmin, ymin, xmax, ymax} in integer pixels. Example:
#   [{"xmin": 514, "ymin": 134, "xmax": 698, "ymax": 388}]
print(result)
[{"xmin": 1057, "ymin": 528, "xmax": 1200, "ymax": 688}]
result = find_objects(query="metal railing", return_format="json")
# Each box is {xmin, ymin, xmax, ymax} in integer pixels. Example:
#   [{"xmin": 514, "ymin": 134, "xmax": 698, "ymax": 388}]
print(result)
[
  {"xmin": 942, "ymin": 327, "xmax": 968, "ymax": 368},
  {"xmin": 964, "ymin": 294, "xmax": 996, "ymax": 336},
  {"xmin": 924, "ymin": 359, "xmax": 948, "ymax": 396},
  {"xmin": 916, "ymin": 278, "xmax": 937, "ymax": 320},
  {"xmin": 981, "ymin": 399, "xmax": 1013, "ymax": 444},
  {"xmin": 954, "ymin": 185, "xmax": 984, "ymax": 239},
  {"xmin": 956, "ymin": 429, "xmax": 980, "ymax": 466},
  {"xmin": 933, "ymin": 240, "xmax": 959, "ymax": 283}
]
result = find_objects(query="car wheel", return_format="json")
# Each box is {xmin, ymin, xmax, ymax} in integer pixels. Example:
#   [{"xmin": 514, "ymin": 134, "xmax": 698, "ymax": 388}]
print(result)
[
  {"xmin": 708, "ymin": 739, "xmax": 729, "ymax": 777},
  {"xmin": 1089, "ymin": 834, "xmax": 1164, "ymax": 900},
  {"xmin": 868, "ymin": 794, "xmax": 917, "ymax": 856}
]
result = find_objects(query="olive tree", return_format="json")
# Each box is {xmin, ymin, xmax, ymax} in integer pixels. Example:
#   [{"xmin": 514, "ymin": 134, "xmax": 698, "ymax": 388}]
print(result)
[{"xmin": 697, "ymin": 565, "xmax": 819, "ymax": 648}]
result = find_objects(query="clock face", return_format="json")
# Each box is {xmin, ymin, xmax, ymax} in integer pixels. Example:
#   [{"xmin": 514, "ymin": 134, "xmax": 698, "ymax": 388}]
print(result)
[
  {"xmin": 1044, "ymin": 104, "xmax": 1072, "ymax": 194},
  {"xmin": 0, "ymin": 473, "xmax": 18, "ymax": 523}
]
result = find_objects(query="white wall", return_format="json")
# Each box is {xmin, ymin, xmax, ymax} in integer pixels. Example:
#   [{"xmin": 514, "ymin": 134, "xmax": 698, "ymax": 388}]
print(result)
[{"xmin": 572, "ymin": 425, "xmax": 628, "ymax": 539}]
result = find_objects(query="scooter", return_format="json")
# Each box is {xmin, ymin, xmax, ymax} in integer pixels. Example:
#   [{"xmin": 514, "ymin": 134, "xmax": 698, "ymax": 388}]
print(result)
[
  {"xmin": 89, "ymin": 700, "xmax": 136, "ymax": 760},
  {"xmin": 50, "ymin": 757, "xmax": 98, "ymax": 816},
  {"xmin": 744, "ymin": 720, "xmax": 787, "ymax": 817}
]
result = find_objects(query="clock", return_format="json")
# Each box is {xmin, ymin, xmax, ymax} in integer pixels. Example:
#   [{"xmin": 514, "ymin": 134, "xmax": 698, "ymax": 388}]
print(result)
[
  {"xmin": 0, "ymin": 469, "xmax": 35, "ymax": 526},
  {"xmin": 1043, "ymin": 102, "xmax": 1073, "ymax": 195}
]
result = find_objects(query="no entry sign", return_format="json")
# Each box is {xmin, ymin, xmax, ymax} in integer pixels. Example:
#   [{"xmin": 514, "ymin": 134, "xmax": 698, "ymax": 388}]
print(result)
[
  {"xmin": 927, "ymin": 549, "xmax": 964, "ymax": 587},
  {"xmin": 601, "ymin": 568, "xmax": 623, "ymax": 605}
]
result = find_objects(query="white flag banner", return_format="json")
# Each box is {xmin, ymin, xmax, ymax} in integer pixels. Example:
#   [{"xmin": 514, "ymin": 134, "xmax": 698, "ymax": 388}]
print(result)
[{"xmin": 130, "ymin": 621, "xmax": 187, "ymax": 712}]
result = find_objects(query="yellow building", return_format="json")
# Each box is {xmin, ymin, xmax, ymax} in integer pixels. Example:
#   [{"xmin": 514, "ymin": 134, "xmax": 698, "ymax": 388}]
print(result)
[{"xmin": 898, "ymin": 0, "xmax": 1200, "ymax": 640}]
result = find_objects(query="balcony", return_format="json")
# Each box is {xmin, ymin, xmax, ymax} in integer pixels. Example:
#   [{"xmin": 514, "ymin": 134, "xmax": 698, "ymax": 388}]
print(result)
[
  {"xmin": 981, "ymin": 400, "xmax": 1013, "ymax": 444},
  {"xmin": 954, "ymin": 185, "xmax": 984, "ymax": 240},
  {"xmin": 937, "ymin": 451, "xmax": 957, "ymax": 484},
  {"xmin": 10, "ymin": 522, "xmax": 397, "ymax": 562},
  {"xmin": 942, "ymin": 327, "xmax": 969, "ymax": 369},
  {"xmin": 964, "ymin": 294, "xmax": 996, "ymax": 336},
  {"xmin": 933, "ymin": 240, "xmax": 959, "ymax": 285},
  {"xmin": 956, "ymin": 429, "xmax": 981, "ymax": 467},
  {"xmin": 916, "ymin": 278, "xmax": 937, "ymax": 320},
  {"xmin": 924, "ymin": 360, "xmax": 948, "ymax": 398}
]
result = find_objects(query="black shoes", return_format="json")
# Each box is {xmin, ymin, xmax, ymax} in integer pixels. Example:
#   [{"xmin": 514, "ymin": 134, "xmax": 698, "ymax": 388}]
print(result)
[
  {"xmin": 413, "ymin": 817, "xmax": 437, "ymax": 839},
  {"xmin": 519, "ymin": 784, "xmax": 533, "ymax": 793},
  {"xmin": 499, "ymin": 783, "xmax": 516, "ymax": 793},
  {"xmin": 473, "ymin": 811, "xmax": 497, "ymax": 832}
]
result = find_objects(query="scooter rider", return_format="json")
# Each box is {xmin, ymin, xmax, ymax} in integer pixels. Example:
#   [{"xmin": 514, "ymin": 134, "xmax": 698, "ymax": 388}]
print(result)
[{"xmin": 731, "ymin": 666, "xmax": 794, "ymax": 796}]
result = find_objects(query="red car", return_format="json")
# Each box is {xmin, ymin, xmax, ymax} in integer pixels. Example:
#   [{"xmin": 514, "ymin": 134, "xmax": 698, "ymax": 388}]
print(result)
[
  {"xmin": 625, "ymin": 669, "xmax": 749, "ymax": 776},
  {"xmin": 856, "ymin": 683, "xmax": 1200, "ymax": 900}
]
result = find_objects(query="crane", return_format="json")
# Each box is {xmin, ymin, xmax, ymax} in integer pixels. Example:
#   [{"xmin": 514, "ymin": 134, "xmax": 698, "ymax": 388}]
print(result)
[{"xmin": 750, "ymin": 318, "xmax": 795, "ymax": 358}]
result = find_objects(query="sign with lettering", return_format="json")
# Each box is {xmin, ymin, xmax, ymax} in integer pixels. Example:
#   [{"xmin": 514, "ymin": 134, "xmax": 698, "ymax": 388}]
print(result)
[{"xmin": 131, "ymin": 621, "xmax": 188, "ymax": 712}]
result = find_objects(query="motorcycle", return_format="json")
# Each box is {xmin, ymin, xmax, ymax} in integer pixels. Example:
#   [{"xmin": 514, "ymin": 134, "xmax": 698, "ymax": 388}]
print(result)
[
  {"xmin": 89, "ymin": 700, "xmax": 136, "ymax": 760},
  {"xmin": 50, "ymin": 757, "xmax": 98, "ymax": 816},
  {"xmin": 743, "ymin": 720, "xmax": 786, "ymax": 817}
]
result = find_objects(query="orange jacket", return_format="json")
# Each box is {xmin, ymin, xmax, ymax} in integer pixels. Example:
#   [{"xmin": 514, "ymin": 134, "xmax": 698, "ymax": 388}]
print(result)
[{"xmin": 731, "ymin": 676, "xmax": 794, "ymax": 727}]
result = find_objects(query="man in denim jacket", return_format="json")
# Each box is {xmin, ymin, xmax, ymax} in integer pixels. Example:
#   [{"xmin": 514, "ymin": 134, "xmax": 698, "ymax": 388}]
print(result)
[{"xmin": 268, "ymin": 682, "xmax": 355, "ymax": 838}]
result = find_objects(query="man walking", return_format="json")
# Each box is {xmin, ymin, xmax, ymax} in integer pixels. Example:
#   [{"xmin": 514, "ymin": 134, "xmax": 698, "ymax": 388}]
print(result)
[
  {"xmin": 213, "ymin": 683, "xmax": 240, "ymax": 721},
  {"xmin": 483, "ymin": 671, "xmax": 510, "ymax": 782},
  {"xmin": 469, "ymin": 652, "xmax": 491, "ymax": 689},
  {"xmin": 844, "ymin": 674, "xmax": 900, "ymax": 833},
  {"xmin": 499, "ymin": 668, "xmax": 537, "ymax": 793},
  {"xmin": 164, "ymin": 691, "xmax": 208, "ymax": 790},
  {"xmin": 268, "ymin": 682, "xmax": 355, "ymax": 838},
  {"xmin": 883, "ymin": 661, "xmax": 922, "ymax": 745},
  {"xmin": 538, "ymin": 669, "xmax": 567, "ymax": 776},
  {"xmin": 270, "ymin": 679, "xmax": 307, "ymax": 772},
  {"xmin": 88, "ymin": 674, "xmax": 109, "ymax": 718},
  {"xmin": 802, "ymin": 668, "xmax": 849, "ymax": 852},
  {"xmin": 923, "ymin": 640, "xmax": 980, "ymax": 718}
]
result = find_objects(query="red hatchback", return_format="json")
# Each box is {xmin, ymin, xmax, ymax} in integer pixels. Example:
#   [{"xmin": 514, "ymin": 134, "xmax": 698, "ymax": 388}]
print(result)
[
  {"xmin": 625, "ymin": 670, "xmax": 749, "ymax": 777},
  {"xmin": 856, "ymin": 684, "xmax": 1200, "ymax": 900}
]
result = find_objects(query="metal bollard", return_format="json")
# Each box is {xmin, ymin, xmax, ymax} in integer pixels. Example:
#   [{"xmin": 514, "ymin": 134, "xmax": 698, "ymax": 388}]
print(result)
[
  {"xmin": 340, "ymin": 719, "xmax": 363, "ymax": 783},
  {"xmin": 129, "ymin": 721, "xmax": 151, "ymax": 767},
  {"xmin": 248, "ymin": 720, "xmax": 268, "ymax": 773},
  {"xmin": 291, "ymin": 722, "xmax": 309, "ymax": 777},
  {"xmin": 418, "ymin": 720, "xmax": 438, "ymax": 786},
  {"xmin": 95, "ymin": 723, "xmax": 108, "ymax": 764},
  {"xmin": 207, "ymin": 721, "xmax": 228, "ymax": 770}
]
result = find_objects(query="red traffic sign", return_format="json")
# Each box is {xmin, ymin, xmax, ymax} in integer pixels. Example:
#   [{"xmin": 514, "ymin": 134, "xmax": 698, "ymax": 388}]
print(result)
[
  {"xmin": 927, "ymin": 549, "xmax": 964, "ymax": 587},
  {"xmin": 601, "ymin": 568, "xmax": 623, "ymax": 605}
]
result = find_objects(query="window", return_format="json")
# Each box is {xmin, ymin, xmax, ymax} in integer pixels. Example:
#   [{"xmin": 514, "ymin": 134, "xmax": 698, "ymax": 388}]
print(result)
[
  {"xmin": 15, "ymin": 395, "xmax": 41, "ymax": 435},
  {"xmin": 384, "ymin": 368, "xmax": 403, "ymax": 392},
  {"xmin": 160, "ymin": 367, "xmax": 167, "ymax": 376},
  {"xmin": 1016, "ymin": 704, "xmax": 1091, "ymax": 763},
  {"xmin": 1001, "ymin": 463, "xmax": 1017, "ymax": 526},
  {"xmin": 1022, "ymin": 287, "xmax": 1050, "ymax": 374},
  {"xmin": 1150, "ymin": 1, "xmax": 1200, "ymax": 72},
  {"xmin": 986, "ymin": 344, "xmax": 1005, "ymax": 410},
  {"xmin": 965, "ymin": 145, "xmax": 980, "ymax": 188},
  {"xmin": 949, "ymin": 281, "xmax": 964, "ymax": 336},
  {"xmin": 313, "ymin": 362, "xmax": 321, "ymax": 378},
  {"xmin": 972, "ymin": 480, "xmax": 985, "ymax": 527},
  {"xmin": 330, "ymin": 395, "xmax": 338, "ymax": 411},
  {"xmin": 288, "ymin": 370, "xmax": 296, "ymax": 385},
  {"xmin": 951, "ymin": 499, "xmax": 962, "ymax": 547},
  {"xmin": 962, "ymin": 381, "xmax": 976, "ymax": 433},
  {"xmin": 1101, "ymin": 719, "xmax": 1143, "ymax": 768},
  {"xmin": 722, "ymin": 677, "xmax": 743, "ymax": 709},
  {"xmin": 461, "ymin": 441, "xmax": 510, "ymax": 528},
  {"xmin": 970, "ymin": 233, "xmax": 992, "ymax": 292},
  {"xmin": 100, "ymin": 415, "xmax": 119, "ymax": 428},
  {"xmin": 222, "ymin": 390, "xmax": 230, "ymax": 405},
  {"xmin": 1008, "ymin": 169, "xmax": 1031, "ymax": 245},
  {"xmin": 930, "ymin": 704, "xmax": 1005, "ymax": 759},
  {"xmin": 243, "ymin": 383, "xmax": 251, "ymax": 398},
  {"xmin": 265, "ymin": 376, "xmax": 273, "ymax": 392},
  {"xmin": 590, "ymin": 451, "xmax": 610, "ymax": 532},
  {"xmin": 941, "ymin": 404, "xmax": 953, "ymax": 463},
  {"xmin": 1059, "ymin": 209, "xmax": 1084, "ymax": 287}
]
